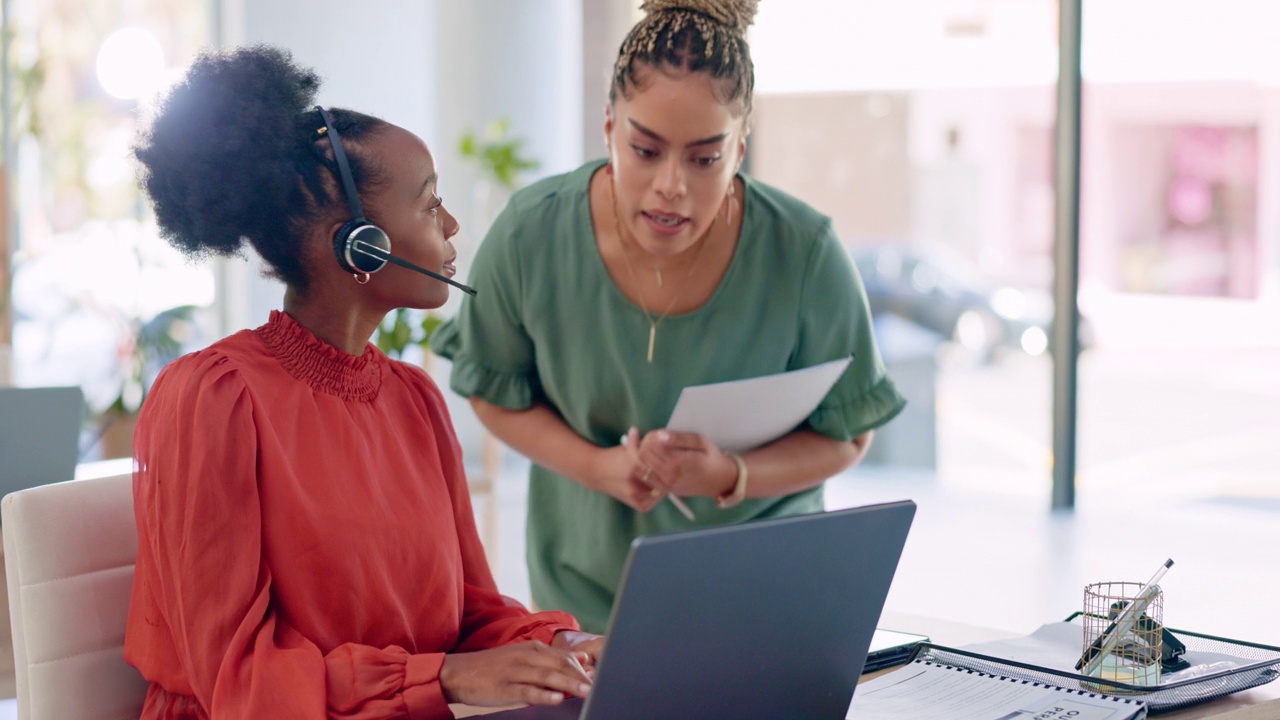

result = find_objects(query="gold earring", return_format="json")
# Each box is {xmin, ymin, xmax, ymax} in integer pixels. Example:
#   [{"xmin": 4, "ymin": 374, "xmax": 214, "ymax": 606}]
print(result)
[{"xmin": 353, "ymin": 272, "xmax": 370, "ymax": 285}]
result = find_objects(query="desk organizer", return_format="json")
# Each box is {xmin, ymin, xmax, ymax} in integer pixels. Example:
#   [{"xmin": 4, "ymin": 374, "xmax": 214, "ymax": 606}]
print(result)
[{"xmin": 908, "ymin": 614, "xmax": 1280, "ymax": 714}]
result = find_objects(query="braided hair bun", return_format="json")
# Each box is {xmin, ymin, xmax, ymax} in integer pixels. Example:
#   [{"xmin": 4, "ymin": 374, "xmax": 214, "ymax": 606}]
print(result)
[
  {"xmin": 640, "ymin": 0, "xmax": 760, "ymax": 36},
  {"xmin": 613, "ymin": 0, "xmax": 759, "ymax": 114}
]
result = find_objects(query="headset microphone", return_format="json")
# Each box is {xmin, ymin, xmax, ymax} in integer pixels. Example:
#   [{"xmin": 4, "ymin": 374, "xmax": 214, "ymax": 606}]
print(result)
[
  {"xmin": 350, "ymin": 238, "xmax": 476, "ymax": 294},
  {"xmin": 316, "ymin": 106, "xmax": 477, "ymax": 296}
]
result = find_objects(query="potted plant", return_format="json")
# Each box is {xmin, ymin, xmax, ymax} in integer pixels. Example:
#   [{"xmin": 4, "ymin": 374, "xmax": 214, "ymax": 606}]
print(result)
[
  {"xmin": 374, "ymin": 307, "xmax": 443, "ymax": 364},
  {"xmin": 97, "ymin": 304, "xmax": 198, "ymax": 458},
  {"xmin": 458, "ymin": 116, "xmax": 540, "ymax": 232}
]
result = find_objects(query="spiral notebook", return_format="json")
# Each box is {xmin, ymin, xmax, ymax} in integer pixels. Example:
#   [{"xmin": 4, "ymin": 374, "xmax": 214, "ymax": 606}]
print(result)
[{"xmin": 848, "ymin": 660, "xmax": 1147, "ymax": 719}]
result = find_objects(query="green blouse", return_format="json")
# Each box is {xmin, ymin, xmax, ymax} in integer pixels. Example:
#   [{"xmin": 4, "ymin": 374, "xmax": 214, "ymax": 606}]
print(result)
[{"xmin": 433, "ymin": 160, "xmax": 905, "ymax": 633}]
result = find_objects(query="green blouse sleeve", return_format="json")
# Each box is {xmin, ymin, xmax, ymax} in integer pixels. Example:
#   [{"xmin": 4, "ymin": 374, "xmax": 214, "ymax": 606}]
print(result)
[
  {"xmin": 431, "ymin": 205, "xmax": 540, "ymax": 410},
  {"xmin": 798, "ymin": 222, "xmax": 907, "ymax": 440}
]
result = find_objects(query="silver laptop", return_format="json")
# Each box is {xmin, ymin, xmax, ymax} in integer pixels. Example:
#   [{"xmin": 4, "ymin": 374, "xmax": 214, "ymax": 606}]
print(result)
[
  {"xmin": 486, "ymin": 500, "xmax": 916, "ymax": 720},
  {"xmin": 0, "ymin": 386, "xmax": 85, "ymax": 496}
]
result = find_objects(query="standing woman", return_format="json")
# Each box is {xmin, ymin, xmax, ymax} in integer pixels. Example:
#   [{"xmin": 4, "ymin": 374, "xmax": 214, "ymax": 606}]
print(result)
[
  {"xmin": 125, "ymin": 46, "xmax": 601, "ymax": 719},
  {"xmin": 433, "ymin": 0, "xmax": 906, "ymax": 634}
]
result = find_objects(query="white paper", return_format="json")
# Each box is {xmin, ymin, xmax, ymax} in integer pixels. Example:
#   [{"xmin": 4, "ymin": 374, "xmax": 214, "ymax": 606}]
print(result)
[
  {"xmin": 870, "ymin": 629, "xmax": 931, "ymax": 655},
  {"xmin": 848, "ymin": 661, "xmax": 1145, "ymax": 720},
  {"xmin": 664, "ymin": 357, "xmax": 853, "ymax": 453}
]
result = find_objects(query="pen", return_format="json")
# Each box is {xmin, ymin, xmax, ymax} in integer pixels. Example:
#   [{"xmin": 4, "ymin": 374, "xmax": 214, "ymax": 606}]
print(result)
[
  {"xmin": 1079, "ymin": 559, "xmax": 1174, "ymax": 676},
  {"xmin": 619, "ymin": 432, "xmax": 696, "ymax": 521}
]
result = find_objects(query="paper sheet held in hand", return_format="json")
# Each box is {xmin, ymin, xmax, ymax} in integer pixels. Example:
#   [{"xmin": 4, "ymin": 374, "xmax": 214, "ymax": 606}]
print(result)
[{"xmin": 665, "ymin": 357, "xmax": 852, "ymax": 453}]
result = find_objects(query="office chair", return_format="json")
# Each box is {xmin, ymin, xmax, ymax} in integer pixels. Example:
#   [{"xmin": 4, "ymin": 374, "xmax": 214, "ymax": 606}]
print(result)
[{"xmin": 2, "ymin": 474, "xmax": 148, "ymax": 720}]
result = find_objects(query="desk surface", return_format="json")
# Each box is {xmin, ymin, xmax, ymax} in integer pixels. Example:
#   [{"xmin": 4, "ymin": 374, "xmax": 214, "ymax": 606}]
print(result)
[{"xmin": 451, "ymin": 611, "xmax": 1280, "ymax": 719}]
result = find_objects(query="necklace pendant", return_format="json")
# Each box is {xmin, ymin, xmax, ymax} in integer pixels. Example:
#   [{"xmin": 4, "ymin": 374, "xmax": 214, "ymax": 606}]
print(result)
[
  {"xmin": 655, "ymin": 268, "xmax": 664, "ymax": 288},
  {"xmin": 647, "ymin": 324, "xmax": 656, "ymax": 363}
]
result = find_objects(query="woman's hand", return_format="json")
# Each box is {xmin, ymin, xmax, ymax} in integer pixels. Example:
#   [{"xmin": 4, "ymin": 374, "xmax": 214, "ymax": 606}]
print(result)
[
  {"xmin": 635, "ymin": 430, "xmax": 737, "ymax": 498},
  {"xmin": 587, "ymin": 427, "xmax": 675, "ymax": 512},
  {"xmin": 439, "ymin": 641, "xmax": 594, "ymax": 708},
  {"xmin": 552, "ymin": 630, "xmax": 606, "ymax": 672}
]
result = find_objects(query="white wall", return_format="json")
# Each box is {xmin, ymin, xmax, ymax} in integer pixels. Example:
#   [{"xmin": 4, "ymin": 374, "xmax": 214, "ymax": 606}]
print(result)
[
  {"xmin": 581, "ymin": 0, "xmax": 641, "ymax": 162},
  {"xmin": 432, "ymin": 0, "xmax": 582, "ymax": 268}
]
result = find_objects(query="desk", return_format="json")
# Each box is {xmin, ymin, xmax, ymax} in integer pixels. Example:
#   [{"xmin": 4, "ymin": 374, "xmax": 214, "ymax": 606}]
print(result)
[{"xmin": 450, "ymin": 611, "xmax": 1280, "ymax": 719}]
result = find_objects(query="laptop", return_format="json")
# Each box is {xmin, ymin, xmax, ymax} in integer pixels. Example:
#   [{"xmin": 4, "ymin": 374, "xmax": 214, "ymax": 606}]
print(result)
[
  {"xmin": 486, "ymin": 500, "xmax": 916, "ymax": 720},
  {"xmin": 0, "ymin": 386, "xmax": 85, "ymax": 496}
]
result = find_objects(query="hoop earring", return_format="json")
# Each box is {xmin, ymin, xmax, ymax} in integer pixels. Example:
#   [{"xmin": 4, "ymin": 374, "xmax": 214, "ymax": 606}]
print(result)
[
  {"xmin": 722, "ymin": 181, "xmax": 737, "ymax": 222},
  {"xmin": 353, "ymin": 272, "xmax": 370, "ymax": 285}
]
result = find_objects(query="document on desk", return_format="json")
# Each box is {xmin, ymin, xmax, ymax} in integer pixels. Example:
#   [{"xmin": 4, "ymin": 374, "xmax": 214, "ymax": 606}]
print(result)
[
  {"xmin": 665, "ymin": 357, "xmax": 853, "ymax": 453},
  {"xmin": 848, "ymin": 660, "xmax": 1147, "ymax": 720}
]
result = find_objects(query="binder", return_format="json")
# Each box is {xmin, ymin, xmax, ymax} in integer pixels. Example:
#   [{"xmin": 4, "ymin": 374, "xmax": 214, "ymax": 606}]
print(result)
[
  {"xmin": 849, "ymin": 659, "xmax": 1147, "ymax": 719},
  {"xmin": 910, "ymin": 617, "xmax": 1280, "ymax": 713}
]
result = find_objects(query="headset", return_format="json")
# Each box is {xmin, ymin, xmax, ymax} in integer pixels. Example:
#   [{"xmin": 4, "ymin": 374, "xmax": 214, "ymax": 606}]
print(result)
[{"xmin": 315, "ymin": 106, "xmax": 476, "ymax": 295}]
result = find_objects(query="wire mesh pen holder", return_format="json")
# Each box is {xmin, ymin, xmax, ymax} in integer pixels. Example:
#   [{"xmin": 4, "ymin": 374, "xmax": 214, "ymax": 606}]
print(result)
[{"xmin": 1081, "ymin": 581, "xmax": 1164, "ymax": 691}]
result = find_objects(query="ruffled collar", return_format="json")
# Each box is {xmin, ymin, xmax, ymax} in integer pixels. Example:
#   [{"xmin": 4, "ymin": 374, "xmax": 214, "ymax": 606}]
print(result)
[{"xmin": 255, "ymin": 310, "xmax": 382, "ymax": 402}]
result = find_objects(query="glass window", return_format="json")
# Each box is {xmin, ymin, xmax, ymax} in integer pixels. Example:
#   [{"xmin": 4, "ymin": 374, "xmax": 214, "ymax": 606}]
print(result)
[
  {"xmin": 5, "ymin": 0, "xmax": 215, "ymax": 459},
  {"xmin": 749, "ymin": 0, "xmax": 1280, "ymax": 504},
  {"xmin": 750, "ymin": 0, "xmax": 1060, "ymax": 490}
]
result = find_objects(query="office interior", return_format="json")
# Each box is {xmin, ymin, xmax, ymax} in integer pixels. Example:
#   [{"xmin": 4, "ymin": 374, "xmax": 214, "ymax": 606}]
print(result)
[{"xmin": 1, "ymin": 0, "xmax": 1278, "ymax": 707}]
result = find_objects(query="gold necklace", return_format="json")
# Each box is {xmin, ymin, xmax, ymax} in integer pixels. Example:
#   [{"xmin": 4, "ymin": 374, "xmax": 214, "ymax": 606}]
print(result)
[{"xmin": 610, "ymin": 179, "xmax": 713, "ymax": 363}]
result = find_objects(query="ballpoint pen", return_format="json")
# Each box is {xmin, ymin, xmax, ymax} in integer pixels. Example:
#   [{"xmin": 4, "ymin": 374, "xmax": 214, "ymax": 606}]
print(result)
[
  {"xmin": 1079, "ymin": 559, "xmax": 1174, "ymax": 676},
  {"xmin": 620, "ymin": 432, "xmax": 696, "ymax": 521}
]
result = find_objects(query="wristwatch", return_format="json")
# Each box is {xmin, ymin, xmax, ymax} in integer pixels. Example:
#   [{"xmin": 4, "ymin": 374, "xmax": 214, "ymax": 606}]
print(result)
[{"xmin": 716, "ymin": 452, "xmax": 749, "ymax": 509}]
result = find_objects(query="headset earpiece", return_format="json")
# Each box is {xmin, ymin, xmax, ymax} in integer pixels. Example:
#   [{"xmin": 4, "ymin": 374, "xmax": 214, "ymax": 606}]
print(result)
[
  {"xmin": 334, "ymin": 220, "xmax": 391, "ymax": 274},
  {"xmin": 313, "ymin": 106, "xmax": 479, "ymax": 296}
]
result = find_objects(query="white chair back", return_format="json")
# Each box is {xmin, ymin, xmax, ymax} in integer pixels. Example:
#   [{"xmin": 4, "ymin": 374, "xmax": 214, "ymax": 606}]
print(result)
[{"xmin": 2, "ymin": 473, "xmax": 149, "ymax": 720}]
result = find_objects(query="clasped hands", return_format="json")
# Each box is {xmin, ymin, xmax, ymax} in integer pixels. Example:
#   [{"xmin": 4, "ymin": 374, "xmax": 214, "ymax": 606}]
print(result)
[{"xmin": 599, "ymin": 427, "xmax": 738, "ymax": 512}]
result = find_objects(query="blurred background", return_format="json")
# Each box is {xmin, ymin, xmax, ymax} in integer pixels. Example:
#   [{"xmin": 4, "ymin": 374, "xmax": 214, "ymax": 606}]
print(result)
[{"xmin": 1, "ymin": 0, "xmax": 1278, "ymax": 633}]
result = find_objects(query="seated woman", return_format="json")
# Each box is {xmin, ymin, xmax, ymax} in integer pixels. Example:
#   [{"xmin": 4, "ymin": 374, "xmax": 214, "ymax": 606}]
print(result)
[{"xmin": 123, "ymin": 45, "xmax": 602, "ymax": 720}]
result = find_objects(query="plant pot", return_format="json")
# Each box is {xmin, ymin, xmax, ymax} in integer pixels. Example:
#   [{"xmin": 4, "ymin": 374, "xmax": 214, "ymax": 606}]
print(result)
[{"xmin": 99, "ymin": 410, "xmax": 139, "ymax": 460}]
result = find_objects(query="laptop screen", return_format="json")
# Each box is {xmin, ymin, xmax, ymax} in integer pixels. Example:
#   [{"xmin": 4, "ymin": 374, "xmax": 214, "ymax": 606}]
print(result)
[{"xmin": 583, "ymin": 501, "xmax": 916, "ymax": 720}]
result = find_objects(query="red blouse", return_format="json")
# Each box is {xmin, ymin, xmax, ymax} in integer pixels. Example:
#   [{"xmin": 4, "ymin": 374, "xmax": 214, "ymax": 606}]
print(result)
[{"xmin": 124, "ymin": 311, "xmax": 577, "ymax": 719}]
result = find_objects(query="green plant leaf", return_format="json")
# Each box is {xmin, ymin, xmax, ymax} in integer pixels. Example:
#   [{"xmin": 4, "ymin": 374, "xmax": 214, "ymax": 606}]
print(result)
[
  {"xmin": 458, "ymin": 116, "xmax": 540, "ymax": 191},
  {"xmin": 420, "ymin": 314, "xmax": 443, "ymax": 346},
  {"xmin": 374, "ymin": 308, "xmax": 444, "ymax": 358}
]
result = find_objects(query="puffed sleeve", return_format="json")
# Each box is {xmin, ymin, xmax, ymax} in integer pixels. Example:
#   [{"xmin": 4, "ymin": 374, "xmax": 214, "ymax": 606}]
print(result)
[
  {"xmin": 394, "ymin": 364, "xmax": 579, "ymax": 652},
  {"xmin": 127, "ymin": 354, "xmax": 454, "ymax": 719},
  {"xmin": 796, "ymin": 223, "xmax": 907, "ymax": 440},
  {"xmin": 431, "ymin": 203, "xmax": 540, "ymax": 410}
]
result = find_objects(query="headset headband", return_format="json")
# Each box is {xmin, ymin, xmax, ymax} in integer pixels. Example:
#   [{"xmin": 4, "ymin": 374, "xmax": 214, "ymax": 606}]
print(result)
[{"xmin": 315, "ymin": 106, "xmax": 365, "ymax": 222}]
